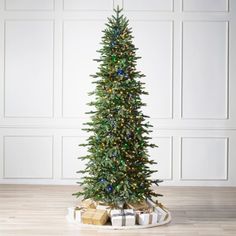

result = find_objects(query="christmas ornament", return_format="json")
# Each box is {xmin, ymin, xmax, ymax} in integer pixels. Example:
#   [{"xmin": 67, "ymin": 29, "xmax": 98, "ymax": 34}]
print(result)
[
  {"xmin": 111, "ymin": 55, "xmax": 117, "ymax": 62},
  {"xmin": 114, "ymin": 27, "xmax": 120, "ymax": 36},
  {"xmin": 117, "ymin": 69, "xmax": 124, "ymax": 76},
  {"xmin": 106, "ymin": 185, "xmax": 113, "ymax": 193},
  {"xmin": 99, "ymin": 178, "xmax": 106, "ymax": 183}
]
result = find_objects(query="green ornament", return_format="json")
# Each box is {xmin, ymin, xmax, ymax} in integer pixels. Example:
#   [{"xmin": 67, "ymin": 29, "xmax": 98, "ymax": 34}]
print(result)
[
  {"xmin": 121, "ymin": 58, "xmax": 126, "ymax": 66},
  {"xmin": 112, "ymin": 55, "xmax": 117, "ymax": 62},
  {"xmin": 116, "ymin": 185, "xmax": 121, "ymax": 191}
]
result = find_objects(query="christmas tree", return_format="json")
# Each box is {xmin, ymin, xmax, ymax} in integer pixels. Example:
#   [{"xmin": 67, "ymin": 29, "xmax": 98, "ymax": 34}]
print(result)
[{"xmin": 73, "ymin": 7, "xmax": 162, "ymax": 207}]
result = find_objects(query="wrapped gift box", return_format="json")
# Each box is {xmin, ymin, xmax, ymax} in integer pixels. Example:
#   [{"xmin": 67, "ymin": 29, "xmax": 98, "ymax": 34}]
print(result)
[
  {"xmin": 75, "ymin": 207, "xmax": 85, "ymax": 223},
  {"xmin": 82, "ymin": 209, "xmax": 108, "ymax": 225},
  {"xmin": 110, "ymin": 209, "xmax": 135, "ymax": 227},
  {"xmin": 80, "ymin": 199, "xmax": 96, "ymax": 209},
  {"xmin": 155, "ymin": 206, "xmax": 168, "ymax": 222},
  {"xmin": 136, "ymin": 211, "xmax": 158, "ymax": 225},
  {"xmin": 67, "ymin": 207, "xmax": 85, "ymax": 223},
  {"xmin": 96, "ymin": 202, "xmax": 112, "ymax": 216},
  {"xmin": 67, "ymin": 207, "xmax": 76, "ymax": 221},
  {"xmin": 127, "ymin": 201, "xmax": 149, "ymax": 211},
  {"xmin": 146, "ymin": 198, "xmax": 168, "ymax": 222}
]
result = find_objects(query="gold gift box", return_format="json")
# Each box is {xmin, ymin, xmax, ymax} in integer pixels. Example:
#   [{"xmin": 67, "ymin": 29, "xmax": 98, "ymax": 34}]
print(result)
[
  {"xmin": 82, "ymin": 209, "xmax": 108, "ymax": 225},
  {"xmin": 79, "ymin": 199, "xmax": 96, "ymax": 209},
  {"xmin": 127, "ymin": 201, "xmax": 150, "ymax": 211},
  {"xmin": 96, "ymin": 202, "xmax": 112, "ymax": 216}
]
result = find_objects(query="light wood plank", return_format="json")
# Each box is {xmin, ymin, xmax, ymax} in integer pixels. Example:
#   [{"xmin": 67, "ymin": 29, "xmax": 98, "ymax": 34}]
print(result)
[{"xmin": 0, "ymin": 185, "xmax": 236, "ymax": 235}]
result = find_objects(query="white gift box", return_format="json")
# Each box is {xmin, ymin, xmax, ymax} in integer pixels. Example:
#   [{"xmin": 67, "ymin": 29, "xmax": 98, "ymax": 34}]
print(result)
[
  {"xmin": 146, "ymin": 198, "xmax": 168, "ymax": 222},
  {"xmin": 111, "ymin": 209, "xmax": 135, "ymax": 227},
  {"xmin": 75, "ymin": 209, "xmax": 84, "ymax": 223},
  {"xmin": 67, "ymin": 207, "xmax": 76, "ymax": 221},
  {"xmin": 154, "ymin": 206, "xmax": 168, "ymax": 222},
  {"xmin": 137, "ymin": 212, "xmax": 158, "ymax": 225},
  {"xmin": 67, "ymin": 207, "xmax": 85, "ymax": 223}
]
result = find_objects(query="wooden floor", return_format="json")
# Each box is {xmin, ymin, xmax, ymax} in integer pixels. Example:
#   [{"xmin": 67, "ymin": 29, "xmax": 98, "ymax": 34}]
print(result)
[{"xmin": 0, "ymin": 185, "xmax": 236, "ymax": 236}]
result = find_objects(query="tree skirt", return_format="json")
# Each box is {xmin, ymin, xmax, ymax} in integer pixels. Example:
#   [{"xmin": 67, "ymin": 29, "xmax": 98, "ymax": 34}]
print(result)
[{"xmin": 66, "ymin": 209, "xmax": 171, "ymax": 230}]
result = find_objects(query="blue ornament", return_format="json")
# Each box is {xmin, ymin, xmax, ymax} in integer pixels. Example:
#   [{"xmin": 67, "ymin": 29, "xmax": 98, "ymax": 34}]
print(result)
[
  {"xmin": 117, "ymin": 69, "xmax": 124, "ymax": 76},
  {"xmin": 127, "ymin": 133, "xmax": 133, "ymax": 139},
  {"xmin": 111, "ymin": 41, "xmax": 116, "ymax": 47},
  {"xmin": 107, "ymin": 185, "xmax": 113, "ymax": 192},
  {"xmin": 110, "ymin": 120, "xmax": 115, "ymax": 127},
  {"xmin": 111, "ymin": 153, "xmax": 116, "ymax": 158},
  {"xmin": 114, "ymin": 28, "xmax": 120, "ymax": 36}
]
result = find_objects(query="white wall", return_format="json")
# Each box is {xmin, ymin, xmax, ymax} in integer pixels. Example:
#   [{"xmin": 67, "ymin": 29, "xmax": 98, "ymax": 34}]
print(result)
[{"xmin": 0, "ymin": 0, "xmax": 236, "ymax": 186}]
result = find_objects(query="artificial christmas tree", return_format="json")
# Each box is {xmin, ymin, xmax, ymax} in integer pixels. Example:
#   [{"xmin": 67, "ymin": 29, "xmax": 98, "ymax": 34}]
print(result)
[{"xmin": 73, "ymin": 7, "xmax": 166, "ymax": 218}]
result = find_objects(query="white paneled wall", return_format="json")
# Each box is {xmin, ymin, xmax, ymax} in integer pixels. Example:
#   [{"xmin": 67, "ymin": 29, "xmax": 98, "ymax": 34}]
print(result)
[
  {"xmin": 133, "ymin": 21, "xmax": 173, "ymax": 119},
  {"xmin": 182, "ymin": 21, "xmax": 228, "ymax": 119},
  {"xmin": 5, "ymin": 20, "xmax": 54, "ymax": 117},
  {"xmin": 180, "ymin": 137, "xmax": 228, "ymax": 180},
  {"xmin": 0, "ymin": 0, "xmax": 236, "ymax": 186},
  {"xmin": 4, "ymin": 136, "xmax": 53, "ymax": 178},
  {"xmin": 62, "ymin": 20, "xmax": 104, "ymax": 118}
]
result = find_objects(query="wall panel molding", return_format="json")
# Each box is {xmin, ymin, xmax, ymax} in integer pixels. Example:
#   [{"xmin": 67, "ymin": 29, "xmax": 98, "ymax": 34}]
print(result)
[
  {"xmin": 182, "ymin": 0, "xmax": 229, "ymax": 12},
  {"xmin": 3, "ymin": 135, "xmax": 54, "ymax": 179},
  {"xmin": 181, "ymin": 20, "xmax": 229, "ymax": 120},
  {"xmin": 5, "ymin": 0, "xmax": 55, "ymax": 11},
  {"xmin": 180, "ymin": 137, "xmax": 228, "ymax": 181},
  {"xmin": 61, "ymin": 136, "xmax": 87, "ymax": 179},
  {"xmin": 131, "ymin": 20, "xmax": 173, "ymax": 119},
  {"xmin": 4, "ymin": 20, "xmax": 54, "ymax": 118},
  {"xmin": 62, "ymin": 19, "xmax": 105, "ymax": 118},
  {"xmin": 123, "ymin": 0, "xmax": 173, "ymax": 12},
  {"xmin": 0, "ymin": 0, "xmax": 235, "ymax": 186},
  {"xmin": 63, "ymin": 0, "xmax": 113, "ymax": 11},
  {"xmin": 150, "ymin": 136, "xmax": 173, "ymax": 181}
]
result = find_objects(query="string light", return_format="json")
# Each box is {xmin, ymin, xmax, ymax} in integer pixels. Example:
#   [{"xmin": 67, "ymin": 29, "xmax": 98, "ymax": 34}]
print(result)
[{"xmin": 73, "ymin": 7, "xmax": 160, "ymax": 206}]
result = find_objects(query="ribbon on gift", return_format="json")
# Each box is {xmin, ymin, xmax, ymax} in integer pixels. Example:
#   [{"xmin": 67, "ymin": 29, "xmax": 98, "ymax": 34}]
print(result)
[
  {"xmin": 75, "ymin": 207, "xmax": 84, "ymax": 211},
  {"xmin": 148, "ymin": 213, "xmax": 153, "ymax": 224},
  {"xmin": 136, "ymin": 210, "xmax": 155, "ymax": 225},
  {"xmin": 127, "ymin": 201, "xmax": 150, "ymax": 211},
  {"xmin": 147, "ymin": 197, "xmax": 169, "ymax": 211},
  {"xmin": 158, "ymin": 203, "xmax": 169, "ymax": 211},
  {"xmin": 112, "ymin": 209, "xmax": 135, "ymax": 226},
  {"xmin": 96, "ymin": 202, "xmax": 112, "ymax": 210}
]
